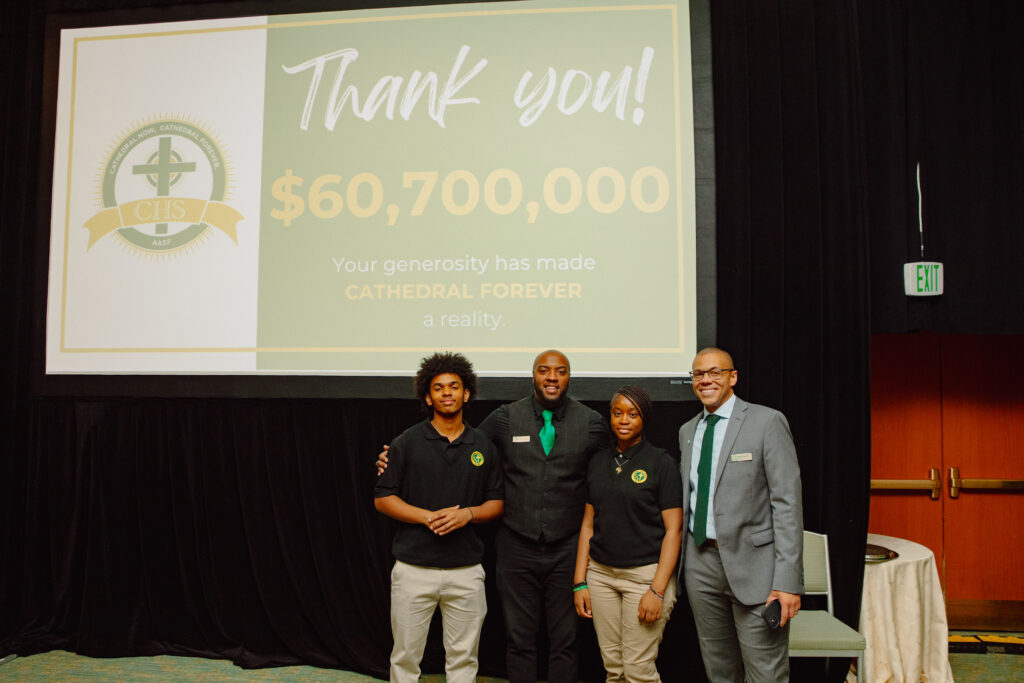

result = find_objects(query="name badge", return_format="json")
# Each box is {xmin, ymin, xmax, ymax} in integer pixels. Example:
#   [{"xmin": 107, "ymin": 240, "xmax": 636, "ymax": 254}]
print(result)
[
  {"xmin": 513, "ymin": 435, "xmax": 531, "ymax": 443},
  {"xmin": 730, "ymin": 452, "xmax": 753, "ymax": 462}
]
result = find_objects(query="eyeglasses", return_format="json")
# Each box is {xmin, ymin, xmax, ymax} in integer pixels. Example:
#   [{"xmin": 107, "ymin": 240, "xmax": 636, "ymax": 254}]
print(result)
[{"xmin": 691, "ymin": 367, "xmax": 734, "ymax": 381}]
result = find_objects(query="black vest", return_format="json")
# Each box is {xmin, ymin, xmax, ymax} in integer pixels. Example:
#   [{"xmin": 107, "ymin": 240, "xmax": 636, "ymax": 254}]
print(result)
[{"xmin": 503, "ymin": 397, "xmax": 598, "ymax": 542}]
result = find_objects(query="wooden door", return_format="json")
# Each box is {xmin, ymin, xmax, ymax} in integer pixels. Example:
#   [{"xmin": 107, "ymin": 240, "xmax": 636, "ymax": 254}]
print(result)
[
  {"xmin": 869, "ymin": 333, "xmax": 1024, "ymax": 629},
  {"xmin": 868, "ymin": 333, "xmax": 944, "ymax": 556},
  {"xmin": 938, "ymin": 334, "xmax": 1024, "ymax": 626}
]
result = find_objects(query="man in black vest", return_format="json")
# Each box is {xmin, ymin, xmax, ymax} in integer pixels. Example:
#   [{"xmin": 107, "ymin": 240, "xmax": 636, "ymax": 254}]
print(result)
[
  {"xmin": 380, "ymin": 350, "xmax": 607, "ymax": 682},
  {"xmin": 477, "ymin": 350, "xmax": 607, "ymax": 682}
]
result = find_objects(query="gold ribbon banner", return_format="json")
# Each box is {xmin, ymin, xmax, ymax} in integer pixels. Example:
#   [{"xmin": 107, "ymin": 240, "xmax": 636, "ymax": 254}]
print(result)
[{"xmin": 83, "ymin": 198, "xmax": 243, "ymax": 248}]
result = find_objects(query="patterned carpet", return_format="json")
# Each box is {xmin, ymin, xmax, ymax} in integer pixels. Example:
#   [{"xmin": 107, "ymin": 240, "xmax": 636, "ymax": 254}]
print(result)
[
  {"xmin": 946, "ymin": 631, "xmax": 1024, "ymax": 682},
  {"xmin": 950, "ymin": 632, "xmax": 1024, "ymax": 655},
  {"xmin": 3, "ymin": 638, "xmax": 1024, "ymax": 682},
  {"xmin": 0, "ymin": 650, "xmax": 507, "ymax": 682}
]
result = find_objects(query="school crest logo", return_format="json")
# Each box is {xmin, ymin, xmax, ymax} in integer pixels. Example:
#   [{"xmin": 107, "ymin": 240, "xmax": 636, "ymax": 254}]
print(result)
[
  {"xmin": 471, "ymin": 451, "xmax": 485, "ymax": 466},
  {"xmin": 630, "ymin": 469, "xmax": 648, "ymax": 484},
  {"xmin": 84, "ymin": 118, "xmax": 243, "ymax": 254}
]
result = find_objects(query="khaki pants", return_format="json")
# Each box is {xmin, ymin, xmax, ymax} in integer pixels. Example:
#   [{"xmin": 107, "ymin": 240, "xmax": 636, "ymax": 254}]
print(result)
[
  {"xmin": 389, "ymin": 560, "xmax": 486, "ymax": 683},
  {"xmin": 587, "ymin": 559, "xmax": 677, "ymax": 683}
]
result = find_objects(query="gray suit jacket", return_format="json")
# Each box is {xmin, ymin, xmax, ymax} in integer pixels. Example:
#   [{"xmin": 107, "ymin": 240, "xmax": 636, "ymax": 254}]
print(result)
[{"xmin": 678, "ymin": 396, "xmax": 804, "ymax": 605}]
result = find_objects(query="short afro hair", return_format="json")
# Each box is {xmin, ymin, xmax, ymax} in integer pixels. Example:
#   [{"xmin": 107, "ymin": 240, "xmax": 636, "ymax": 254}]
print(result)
[{"xmin": 414, "ymin": 352, "xmax": 478, "ymax": 407}]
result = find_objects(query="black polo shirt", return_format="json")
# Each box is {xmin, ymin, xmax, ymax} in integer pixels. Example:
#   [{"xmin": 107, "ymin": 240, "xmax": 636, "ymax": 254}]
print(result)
[
  {"xmin": 586, "ymin": 439, "xmax": 683, "ymax": 567},
  {"xmin": 375, "ymin": 420, "xmax": 503, "ymax": 568},
  {"xmin": 478, "ymin": 396, "xmax": 608, "ymax": 542}
]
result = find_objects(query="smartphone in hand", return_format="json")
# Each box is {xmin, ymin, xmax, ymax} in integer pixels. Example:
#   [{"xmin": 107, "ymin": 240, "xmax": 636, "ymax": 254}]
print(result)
[{"xmin": 761, "ymin": 599, "xmax": 782, "ymax": 629}]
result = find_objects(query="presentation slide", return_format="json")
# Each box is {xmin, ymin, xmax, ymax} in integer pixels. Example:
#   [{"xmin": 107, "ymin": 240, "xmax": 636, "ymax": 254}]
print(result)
[{"xmin": 45, "ymin": 0, "xmax": 698, "ymax": 377}]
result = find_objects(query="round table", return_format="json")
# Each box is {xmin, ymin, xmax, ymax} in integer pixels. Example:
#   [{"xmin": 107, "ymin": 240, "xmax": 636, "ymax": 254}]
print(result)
[{"xmin": 852, "ymin": 533, "xmax": 954, "ymax": 683}]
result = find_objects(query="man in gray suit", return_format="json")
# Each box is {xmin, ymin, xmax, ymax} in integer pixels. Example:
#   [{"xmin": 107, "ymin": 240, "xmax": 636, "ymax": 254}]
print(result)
[{"xmin": 678, "ymin": 347, "xmax": 803, "ymax": 682}]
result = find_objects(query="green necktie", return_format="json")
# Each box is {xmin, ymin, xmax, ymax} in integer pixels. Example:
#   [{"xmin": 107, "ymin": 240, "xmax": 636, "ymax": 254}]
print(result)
[
  {"xmin": 693, "ymin": 413, "xmax": 721, "ymax": 546},
  {"xmin": 539, "ymin": 409, "xmax": 555, "ymax": 456}
]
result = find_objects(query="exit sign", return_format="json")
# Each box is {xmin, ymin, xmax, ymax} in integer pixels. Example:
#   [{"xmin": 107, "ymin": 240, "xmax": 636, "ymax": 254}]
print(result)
[{"xmin": 904, "ymin": 262, "xmax": 944, "ymax": 296}]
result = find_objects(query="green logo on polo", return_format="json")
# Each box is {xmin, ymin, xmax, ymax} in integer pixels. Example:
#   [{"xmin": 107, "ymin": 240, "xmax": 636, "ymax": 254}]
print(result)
[
  {"xmin": 631, "ymin": 469, "xmax": 648, "ymax": 484},
  {"xmin": 471, "ymin": 451, "xmax": 484, "ymax": 466},
  {"xmin": 85, "ymin": 118, "xmax": 243, "ymax": 253}
]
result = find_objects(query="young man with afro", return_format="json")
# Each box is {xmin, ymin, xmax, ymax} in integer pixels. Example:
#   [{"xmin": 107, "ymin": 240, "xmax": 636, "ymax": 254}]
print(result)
[{"xmin": 374, "ymin": 351, "xmax": 504, "ymax": 683}]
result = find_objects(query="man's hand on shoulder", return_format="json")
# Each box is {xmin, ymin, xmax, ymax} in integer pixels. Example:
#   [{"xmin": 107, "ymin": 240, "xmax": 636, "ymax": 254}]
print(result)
[
  {"xmin": 376, "ymin": 445, "xmax": 390, "ymax": 476},
  {"xmin": 768, "ymin": 589, "xmax": 801, "ymax": 627}
]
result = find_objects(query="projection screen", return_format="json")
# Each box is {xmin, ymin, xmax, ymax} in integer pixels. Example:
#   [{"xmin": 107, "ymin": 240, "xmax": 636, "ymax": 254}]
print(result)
[{"xmin": 45, "ymin": 0, "xmax": 700, "ymax": 379}]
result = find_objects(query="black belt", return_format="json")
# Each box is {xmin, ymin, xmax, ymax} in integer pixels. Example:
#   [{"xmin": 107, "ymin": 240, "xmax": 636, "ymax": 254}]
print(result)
[{"xmin": 699, "ymin": 538, "xmax": 718, "ymax": 550}]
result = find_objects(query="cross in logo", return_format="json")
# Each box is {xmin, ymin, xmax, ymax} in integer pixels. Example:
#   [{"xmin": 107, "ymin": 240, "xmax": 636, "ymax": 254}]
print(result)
[{"xmin": 132, "ymin": 136, "xmax": 196, "ymax": 234}]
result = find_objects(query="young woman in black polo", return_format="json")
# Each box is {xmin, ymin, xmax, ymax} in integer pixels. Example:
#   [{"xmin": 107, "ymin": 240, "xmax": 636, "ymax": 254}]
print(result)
[{"xmin": 573, "ymin": 386, "xmax": 684, "ymax": 682}]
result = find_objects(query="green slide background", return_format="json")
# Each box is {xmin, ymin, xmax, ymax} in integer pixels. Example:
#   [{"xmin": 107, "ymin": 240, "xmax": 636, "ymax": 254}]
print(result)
[{"xmin": 257, "ymin": 0, "xmax": 693, "ymax": 374}]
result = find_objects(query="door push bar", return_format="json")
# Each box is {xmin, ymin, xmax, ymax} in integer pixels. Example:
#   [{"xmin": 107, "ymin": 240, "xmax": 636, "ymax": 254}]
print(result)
[
  {"xmin": 870, "ymin": 468, "xmax": 941, "ymax": 500},
  {"xmin": 949, "ymin": 467, "xmax": 1024, "ymax": 499}
]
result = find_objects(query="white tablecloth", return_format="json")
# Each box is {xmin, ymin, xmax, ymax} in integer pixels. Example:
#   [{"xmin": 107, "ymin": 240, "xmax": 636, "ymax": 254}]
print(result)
[{"xmin": 851, "ymin": 533, "xmax": 954, "ymax": 683}]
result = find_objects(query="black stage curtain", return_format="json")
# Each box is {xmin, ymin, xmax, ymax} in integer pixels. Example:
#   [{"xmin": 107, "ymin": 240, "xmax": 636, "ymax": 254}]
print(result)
[
  {"xmin": 0, "ymin": 395, "xmax": 696, "ymax": 680},
  {"xmin": 708, "ymin": 2, "xmax": 870, "ymax": 680},
  {"xmin": 862, "ymin": 1, "xmax": 1024, "ymax": 334},
  {"xmin": 3, "ymin": 1, "xmax": 1020, "ymax": 682}
]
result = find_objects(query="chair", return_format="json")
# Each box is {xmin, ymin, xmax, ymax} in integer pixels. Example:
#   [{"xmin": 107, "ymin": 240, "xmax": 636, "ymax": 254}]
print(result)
[{"xmin": 788, "ymin": 530, "xmax": 868, "ymax": 682}]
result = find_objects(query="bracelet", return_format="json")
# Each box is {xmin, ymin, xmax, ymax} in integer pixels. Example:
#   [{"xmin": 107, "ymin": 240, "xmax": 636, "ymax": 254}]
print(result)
[
  {"xmin": 649, "ymin": 586, "xmax": 665, "ymax": 600},
  {"xmin": 572, "ymin": 582, "xmax": 588, "ymax": 592},
  {"xmin": 467, "ymin": 507, "xmax": 474, "ymax": 520}
]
